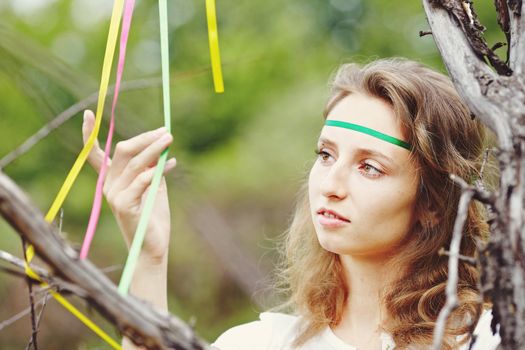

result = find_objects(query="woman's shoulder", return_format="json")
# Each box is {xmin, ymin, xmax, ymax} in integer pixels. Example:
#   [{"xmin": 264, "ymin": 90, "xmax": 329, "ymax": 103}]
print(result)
[
  {"xmin": 211, "ymin": 309, "xmax": 501, "ymax": 350},
  {"xmin": 462, "ymin": 308, "xmax": 501, "ymax": 350},
  {"xmin": 211, "ymin": 312, "xmax": 299, "ymax": 350}
]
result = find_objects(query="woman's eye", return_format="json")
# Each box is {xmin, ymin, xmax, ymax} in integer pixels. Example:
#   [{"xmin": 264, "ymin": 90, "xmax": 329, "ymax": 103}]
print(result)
[
  {"xmin": 314, "ymin": 149, "xmax": 332, "ymax": 162},
  {"xmin": 359, "ymin": 162, "xmax": 383, "ymax": 177},
  {"xmin": 314, "ymin": 150, "xmax": 384, "ymax": 178}
]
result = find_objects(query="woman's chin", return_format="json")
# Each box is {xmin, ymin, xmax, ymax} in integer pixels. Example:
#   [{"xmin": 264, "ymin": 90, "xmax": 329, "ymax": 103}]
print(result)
[
  {"xmin": 316, "ymin": 234, "xmax": 389, "ymax": 258},
  {"xmin": 316, "ymin": 234, "xmax": 353, "ymax": 255}
]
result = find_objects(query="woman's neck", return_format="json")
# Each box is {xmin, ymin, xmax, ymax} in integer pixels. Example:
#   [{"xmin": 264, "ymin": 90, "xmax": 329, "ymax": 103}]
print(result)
[{"xmin": 332, "ymin": 254, "xmax": 401, "ymax": 348}]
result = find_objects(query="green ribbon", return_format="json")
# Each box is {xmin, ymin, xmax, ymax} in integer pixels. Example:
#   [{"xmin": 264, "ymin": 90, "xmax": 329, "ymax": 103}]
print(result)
[
  {"xmin": 325, "ymin": 119, "xmax": 412, "ymax": 151},
  {"xmin": 118, "ymin": 0, "xmax": 172, "ymax": 294}
]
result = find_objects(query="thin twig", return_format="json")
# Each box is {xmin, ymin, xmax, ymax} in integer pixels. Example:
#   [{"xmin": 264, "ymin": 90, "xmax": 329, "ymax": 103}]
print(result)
[
  {"xmin": 453, "ymin": 147, "xmax": 497, "ymax": 207},
  {"xmin": 491, "ymin": 42, "xmax": 506, "ymax": 52},
  {"xmin": 34, "ymin": 294, "xmax": 49, "ymax": 329},
  {"xmin": 100, "ymin": 264, "xmax": 122, "ymax": 274},
  {"xmin": 474, "ymin": 147, "xmax": 497, "ymax": 218},
  {"xmin": 0, "ymin": 56, "xmax": 261, "ymax": 169},
  {"xmin": 0, "ymin": 249, "xmax": 87, "ymax": 297},
  {"xmin": 0, "ymin": 249, "xmax": 50, "ymax": 278},
  {"xmin": 0, "ymin": 77, "xmax": 160, "ymax": 169},
  {"xmin": 478, "ymin": 147, "xmax": 496, "ymax": 181},
  {"xmin": 0, "ymin": 265, "xmax": 32, "ymax": 278},
  {"xmin": 438, "ymin": 247, "xmax": 477, "ymax": 265},
  {"xmin": 22, "ymin": 240, "xmax": 39, "ymax": 350},
  {"xmin": 432, "ymin": 174, "xmax": 475, "ymax": 349},
  {"xmin": 58, "ymin": 208, "xmax": 63, "ymax": 235},
  {"xmin": 0, "ymin": 294, "xmax": 50, "ymax": 332},
  {"xmin": 25, "ymin": 291, "xmax": 49, "ymax": 350}
]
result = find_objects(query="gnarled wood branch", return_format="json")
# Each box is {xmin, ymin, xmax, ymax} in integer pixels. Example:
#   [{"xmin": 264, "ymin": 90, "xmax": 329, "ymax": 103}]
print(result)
[
  {"xmin": 423, "ymin": 1, "xmax": 518, "ymax": 149},
  {"xmin": 0, "ymin": 171, "xmax": 210, "ymax": 350},
  {"xmin": 423, "ymin": 1, "xmax": 525, "ymax": 348}
]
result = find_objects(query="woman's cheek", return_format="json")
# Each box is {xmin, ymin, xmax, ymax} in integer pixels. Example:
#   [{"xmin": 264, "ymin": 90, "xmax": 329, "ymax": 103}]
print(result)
[{"xmin": 309, "ymin": 166, "xmax": 326, "ymax": 191}]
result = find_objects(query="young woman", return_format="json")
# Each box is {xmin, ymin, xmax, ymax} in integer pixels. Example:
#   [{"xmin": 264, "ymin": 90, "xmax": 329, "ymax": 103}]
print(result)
[{"xmin": 82, "ymin": 58, "xmax": 501, "ymax": 349}]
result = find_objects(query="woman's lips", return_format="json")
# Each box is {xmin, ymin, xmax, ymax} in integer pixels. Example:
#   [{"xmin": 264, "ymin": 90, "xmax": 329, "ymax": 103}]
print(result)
[
  {"xmin": 316, "ymin": 208, "xmax": 350, "ymax": 228},
  {"xmin": 317, "ymin": 214, "xmax": 350, "ymax": 228}
]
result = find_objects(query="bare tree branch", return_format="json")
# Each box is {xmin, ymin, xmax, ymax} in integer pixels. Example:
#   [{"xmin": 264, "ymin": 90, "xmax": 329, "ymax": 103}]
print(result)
[
  {"xmin": 423, "ymin": 0, "xmax": 517, "ymax": 148},
  {"xmin": 424, "ymin": 1, "xmax": 525, "ymax": 348},
  {"xmin": 507, "ymin": 0, "xmax": 524, "ymax": 72},
  {"xmin": 494, "ymin": 0, "xmax": 511, "ymax": 63},
  {"xmin": 0, "ymin": 249, "xmax": 87, "ymax": 297},
  {"xmin": 432, "ymin": 0, "xmax": 512, "ymax": 75},
  {"xmin": 432, "ymin": 174, "xmax": 475, "ymax": 350},
  {"xmin": 0, "ymin": 171, "xmax": 210, "ymax": 350}
]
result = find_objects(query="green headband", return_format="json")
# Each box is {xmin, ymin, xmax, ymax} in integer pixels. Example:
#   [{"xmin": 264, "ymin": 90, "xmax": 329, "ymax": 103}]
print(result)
[{"xmin": 325, "ymin": 119, "xmax": 412, "ymax": 151}]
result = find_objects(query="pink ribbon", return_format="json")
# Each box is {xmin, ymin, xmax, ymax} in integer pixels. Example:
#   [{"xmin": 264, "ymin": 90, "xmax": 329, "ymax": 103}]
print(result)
[{"xmin": 80, "ymin": 0, "xmax": 136, "ymax": 260}]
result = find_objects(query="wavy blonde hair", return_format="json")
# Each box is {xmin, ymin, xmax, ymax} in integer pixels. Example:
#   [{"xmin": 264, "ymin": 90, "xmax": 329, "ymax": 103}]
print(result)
[{"xmin": 277, "ymin": 58, "xmax": 494, "ymax": 348}]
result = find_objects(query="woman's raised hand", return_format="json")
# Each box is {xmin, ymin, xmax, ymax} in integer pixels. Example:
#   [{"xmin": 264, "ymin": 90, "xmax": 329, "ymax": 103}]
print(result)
[{"xmin": 82, "ymin": 110, "xmax": 176, "ymax": 263}]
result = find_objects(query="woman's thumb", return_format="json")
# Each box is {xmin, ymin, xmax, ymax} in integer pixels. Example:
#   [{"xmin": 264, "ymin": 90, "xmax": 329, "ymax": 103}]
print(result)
[{"xmin": 82, "ymin": 110, "xmax": 105, "ymax": 172}]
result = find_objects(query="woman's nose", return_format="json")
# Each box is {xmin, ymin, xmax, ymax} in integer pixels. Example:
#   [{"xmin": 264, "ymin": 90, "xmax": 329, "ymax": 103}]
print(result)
[{"xmin": 320, "ymin": 162, "xmax": 349, "ymax": 200}]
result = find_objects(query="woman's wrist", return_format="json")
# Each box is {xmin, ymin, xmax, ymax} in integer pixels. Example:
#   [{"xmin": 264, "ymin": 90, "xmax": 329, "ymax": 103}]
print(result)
[
  {"xmin": 138, "ymin": 248, "xmax": 168, "ymax": 269},
  {"xmin": 130, "ymin": 250, "xmax": 169, "ymax": 312},
  {"xmin": 120, "ymin": 223, "xmax": 170, "ymax": 266}
]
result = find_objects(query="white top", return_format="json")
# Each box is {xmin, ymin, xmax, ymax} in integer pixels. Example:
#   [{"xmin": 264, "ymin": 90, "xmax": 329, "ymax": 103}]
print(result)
[{"xmin": 212, "ymin": 309, "xmax": 500, "ymax": 350}]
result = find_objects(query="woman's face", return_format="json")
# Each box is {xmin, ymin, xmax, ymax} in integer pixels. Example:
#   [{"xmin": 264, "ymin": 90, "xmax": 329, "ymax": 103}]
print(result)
[{"xmin": 308, "ymin": 92, "xmax": 419, "ymax": 259}]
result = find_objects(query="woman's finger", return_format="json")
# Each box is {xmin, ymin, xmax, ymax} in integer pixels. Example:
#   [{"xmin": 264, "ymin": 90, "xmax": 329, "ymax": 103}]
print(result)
[
  {"xmin": 112, "ymin": 158, "xmax": 177, "ymax": 211},
  {"xmin": 82, "ymin": 110, "xmax": 108, "ymax": 173},
  {"xmin": 110, "ymin": 127, "xmax": 169, "ymax": 178},
  {"xmin": 114, "ymin": 133, "xmax": 173, "ymax": 191}
]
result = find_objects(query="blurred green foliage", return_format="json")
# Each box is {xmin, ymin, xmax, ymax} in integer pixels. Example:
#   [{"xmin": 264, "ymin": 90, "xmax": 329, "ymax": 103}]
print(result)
[{"xmin": 0, "ymin": 0, "xmax": 505, "ymax": 348}]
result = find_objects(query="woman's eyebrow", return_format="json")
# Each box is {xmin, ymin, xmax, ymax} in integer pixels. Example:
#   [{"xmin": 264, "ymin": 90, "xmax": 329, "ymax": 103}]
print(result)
[
  {"xmin": 318, "ymin": 137, "xmax": 338, "ymax": 148},
  {"xmin": 357, "ymin": 148, "xmax": 395, "ymax": 166},
  {"xmin": 318, "ymin": 137, "xmax": 395, "ymax": 166}
]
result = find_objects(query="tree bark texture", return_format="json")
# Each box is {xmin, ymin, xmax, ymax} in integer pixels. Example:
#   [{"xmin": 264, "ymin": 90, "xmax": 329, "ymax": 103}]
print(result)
[{"xmin": 423, "ymin": 1, "xmax": 525, "ymax": 348}]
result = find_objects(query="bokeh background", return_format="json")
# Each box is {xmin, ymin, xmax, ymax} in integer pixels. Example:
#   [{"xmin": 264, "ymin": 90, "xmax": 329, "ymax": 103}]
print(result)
[{"xmin": 0, "ymin": 0, "xmax": 505, "ymax": 348}]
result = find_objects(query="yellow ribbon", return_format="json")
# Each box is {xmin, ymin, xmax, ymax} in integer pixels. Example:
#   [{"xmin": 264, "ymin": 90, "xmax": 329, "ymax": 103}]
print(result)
[
  {"xmin": 24, "ymin": 246, "xmax": 122, "ymax": 349},
  {"xmin": 22, "ymin": 0, "xmax": 223, "ymax": 346},
  {"xmin": 45, "ymin": 0, "xmax": 124, "ymax": 222},
  {"xmin": 205, "ymin": 0, "xmax": 225, "ymax": 93},
  {"xmin": 23, "ymin": 0, "xmax": 125, "ymax": 348}
]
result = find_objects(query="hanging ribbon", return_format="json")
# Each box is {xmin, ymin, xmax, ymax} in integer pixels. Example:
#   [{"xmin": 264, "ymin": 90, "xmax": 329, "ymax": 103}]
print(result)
[
  {"xmin": 23, "ymin": 0, "xmax": 224, "ymax": 344},
  {"xmin": 24, "ymin": 246, "xmax": 122, "ymax": 349},
  {"xmin": 24, "ymin": 0, "xmax": 126, "ymax": 347},
  {"xmin": 205, "ymin": 0, "xmax": 225, "ymax": 93},
  {"xmin": 80, "ymin": 0, "xmax": 136, "ymax": 260},
  {"xmin": 118, "ymin": 0, "xmax": 172, "ymax": 294},
  {"xmin": 44, "ymin": 0, "xmax": 125, "ymax": 223}
]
